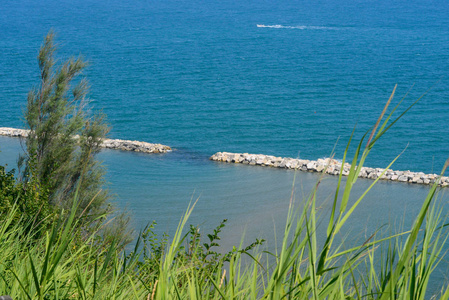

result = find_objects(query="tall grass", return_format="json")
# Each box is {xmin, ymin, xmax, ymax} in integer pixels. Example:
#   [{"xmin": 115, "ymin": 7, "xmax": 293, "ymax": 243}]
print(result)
[{"xmin": 1, "ymin": 87, "xmax": 449, "ymax": 299}]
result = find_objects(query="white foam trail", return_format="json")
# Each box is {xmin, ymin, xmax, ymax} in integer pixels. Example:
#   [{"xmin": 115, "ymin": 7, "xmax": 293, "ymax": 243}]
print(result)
[{"xmin": 256, "ymin": 24, "xmax": 338, "ymax": 30}]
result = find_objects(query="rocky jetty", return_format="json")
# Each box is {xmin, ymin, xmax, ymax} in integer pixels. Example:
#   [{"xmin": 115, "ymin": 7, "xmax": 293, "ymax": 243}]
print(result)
[
  {"xmin": 0, "ymin": 127, "xmax": 28, "ymax": 138},
  {"xmin": 210, "ymin": 152, "xmax": 449, "ymax": 187},
  {"xmin": 0, "ymin": 127, "xmax": 171, "ymax": 154},
  {"xmin": 101, "ymin": 138, "xmax": 171, "ymax": 154}
]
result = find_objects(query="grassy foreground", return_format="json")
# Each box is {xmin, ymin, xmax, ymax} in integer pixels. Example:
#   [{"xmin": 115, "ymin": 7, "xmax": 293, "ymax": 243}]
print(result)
[{"xmin": 1, "ymin": 89, "xmax": 449, "ymax": 299}]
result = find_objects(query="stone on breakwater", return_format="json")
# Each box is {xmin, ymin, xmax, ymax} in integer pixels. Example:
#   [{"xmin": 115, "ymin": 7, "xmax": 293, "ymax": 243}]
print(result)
[
  {"xmin": 0, "ymin": 127, "xmax": 29, "ymax": 137},
  {"xmin": 0, "ymin": 127, "xmax": 171, "ymax": 154},
  {"xmin": 101, "ymin": 138, "xmax": 171, "ymax": 153},
  {"xmin": 210, "ymin": 152, "xmax": 447, "ymax": 187}
]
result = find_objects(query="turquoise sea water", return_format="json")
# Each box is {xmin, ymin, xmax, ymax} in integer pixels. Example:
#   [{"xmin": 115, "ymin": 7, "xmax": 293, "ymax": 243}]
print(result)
[{"xmin": 1, "ymin": 0, "xmax": 449, "ymax": 289}]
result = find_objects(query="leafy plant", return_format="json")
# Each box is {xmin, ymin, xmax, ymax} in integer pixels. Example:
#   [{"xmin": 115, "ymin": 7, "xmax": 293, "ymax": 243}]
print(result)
[
  {"xmin": 0, "ymin": 165, "xmax": 53, "ymax": 238},
  {"xmin": 137, "ymin": 218, "xmax": 265, "ymax": 297}
]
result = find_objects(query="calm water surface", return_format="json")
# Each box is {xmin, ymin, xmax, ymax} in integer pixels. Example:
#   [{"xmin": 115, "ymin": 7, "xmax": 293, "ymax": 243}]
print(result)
[{"xmin": 0, "ymin": 137, "xmax": 444, "ymax": 248}]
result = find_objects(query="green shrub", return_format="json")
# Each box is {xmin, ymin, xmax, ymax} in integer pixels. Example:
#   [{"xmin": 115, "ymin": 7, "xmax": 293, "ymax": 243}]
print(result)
[
  {"xmin": 17, "ymin": 30, "xmax": 132, "ymax": 245},
  {"xmin": 0, "ymin": 165, "xmax": 54, "ymax": 238},
  {"xmin": 137, "ymin": 219, "xmax": 265, "ymax": 296},
  {"xmin": 22, "ymin": 31, "xmax": 110, "ymax": 221}
]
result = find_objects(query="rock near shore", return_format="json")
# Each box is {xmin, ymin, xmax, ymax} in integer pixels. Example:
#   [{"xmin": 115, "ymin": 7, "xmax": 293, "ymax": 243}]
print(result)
[
  {"xmin": 210, "ymin": 152, "xmax": 448, "ymax": 187},
  {"xmin": 0, "ymin": 127, "xmax": 172, "ymax": 154}
]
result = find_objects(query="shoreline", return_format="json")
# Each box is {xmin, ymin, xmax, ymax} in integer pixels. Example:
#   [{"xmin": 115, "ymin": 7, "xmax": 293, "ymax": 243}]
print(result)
[
  {"xmin": 210, "ymin": 152, "xmax": 449, "ymax": 187},
  {"xmin": 2, "ymin": 127, "xmax": 448, "ymax": 187},
  {"xmin": 0, "ymin": 127, "xmax": 172, "ymax": 154}
]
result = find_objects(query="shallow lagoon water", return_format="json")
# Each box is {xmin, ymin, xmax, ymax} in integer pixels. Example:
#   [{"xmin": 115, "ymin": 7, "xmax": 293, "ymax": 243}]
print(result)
[{"xmin": 1, "ymin": 136, "xmax": 443, "ymax": 248}]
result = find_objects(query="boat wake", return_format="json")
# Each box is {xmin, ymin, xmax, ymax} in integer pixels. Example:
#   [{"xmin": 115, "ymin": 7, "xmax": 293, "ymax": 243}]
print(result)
[{"xmin": 256, "ymin": 24, "xmax": 339, "ymax": 30}]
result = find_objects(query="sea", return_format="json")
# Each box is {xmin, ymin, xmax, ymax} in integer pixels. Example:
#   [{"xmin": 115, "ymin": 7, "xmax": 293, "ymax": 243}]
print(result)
[{"xmin": 1, "ymin": 0, "xmax": 449, "ymax": 292}]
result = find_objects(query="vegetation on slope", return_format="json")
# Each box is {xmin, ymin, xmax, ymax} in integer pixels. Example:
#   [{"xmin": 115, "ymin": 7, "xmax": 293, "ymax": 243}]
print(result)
[
  {"xmin": 1, "ymin": 32, "xmax": 449, "ymax": 299},
  {"xmin": 22, "ymin": 31, "xmax": 110, "ymax": 220}
]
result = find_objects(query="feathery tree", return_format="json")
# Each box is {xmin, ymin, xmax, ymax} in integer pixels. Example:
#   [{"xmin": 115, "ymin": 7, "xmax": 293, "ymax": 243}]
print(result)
[{"xmin": 23, "ymin": 31, "xmax": 110, "ymax": 219}]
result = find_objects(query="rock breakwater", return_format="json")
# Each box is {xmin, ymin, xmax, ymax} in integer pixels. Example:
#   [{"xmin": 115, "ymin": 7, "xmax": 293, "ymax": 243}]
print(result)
[
  {"xmin": 210, "ymin": 152, "xmax": 449, "ymax": 187},
  {"xmin": 0, "ymin": 127, "xmax": 171, "ymax": 154}
]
